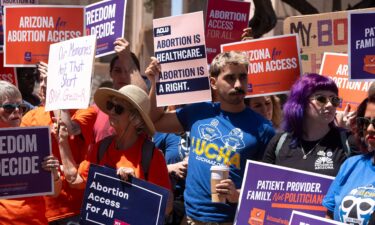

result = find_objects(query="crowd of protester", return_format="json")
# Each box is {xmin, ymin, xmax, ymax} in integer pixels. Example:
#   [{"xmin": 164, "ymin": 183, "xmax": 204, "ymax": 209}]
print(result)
[{"xmin": 1, "ymin": 8, "xmax": 375, "ymax": 225}]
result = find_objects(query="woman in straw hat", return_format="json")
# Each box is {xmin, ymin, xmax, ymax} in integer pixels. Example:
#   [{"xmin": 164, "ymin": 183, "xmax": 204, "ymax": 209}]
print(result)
[{"xmin": 55, "ymin": 85, "xmax": 172, "ymax": 212}]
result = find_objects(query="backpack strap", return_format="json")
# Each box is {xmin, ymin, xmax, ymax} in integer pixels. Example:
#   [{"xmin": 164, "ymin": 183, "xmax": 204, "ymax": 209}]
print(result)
[
  {"xmin": 141, "ymin": 138, "xmax": 155, "ymax": 180},
  {"xmin": 275, "ymin": 132, "xmax": 288, "ymax": 158},
  {"xmin": 339, "ymin": 130, "xmax": 351, "ymax": 157},
  {"xmin": 97, "ymin": 135, "xmax": 115, "ymax": 163},
  {"xmin": 97, "ymin": 135, "xmax": 155, "ymax": 180}
]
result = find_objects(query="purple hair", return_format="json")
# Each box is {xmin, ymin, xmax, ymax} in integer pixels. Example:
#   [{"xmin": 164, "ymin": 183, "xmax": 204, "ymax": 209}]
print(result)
[{"xmin": 282, "ymin": 73, "xmax": 338, "ymax": 142}]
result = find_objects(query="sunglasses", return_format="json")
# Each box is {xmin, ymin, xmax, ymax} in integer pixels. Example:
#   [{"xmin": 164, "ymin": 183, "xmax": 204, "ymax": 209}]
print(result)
[
  {"xmin": 106, "ymin": 100, "xmax": 125, "ymax": 115},
  {"xmin": 0, "ymin": 103, "xmax": 28, "ymax": 114},
  {"xmin": 357, "ymin": 117, "xmax": 375, "ymax": 131},
  {"xmin": 311, "ymin": 95, "xmax": 342, "ymax": 107}
]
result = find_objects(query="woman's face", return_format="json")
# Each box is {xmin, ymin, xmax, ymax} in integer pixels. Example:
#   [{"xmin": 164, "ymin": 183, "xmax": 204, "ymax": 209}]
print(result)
[
  {"xmin": 0, "ymin": 96, "xmax": 24, "ymax": 128},
  {"xmin": 363, "ymin": 103, "xmax": 375, "ymax": 150},
  {"xmin": 106, "ymin": 98, "xmax": 132, "ymax": 134},
  {"xmin": 248, "ymin": 96, "xmax": 273, "ymax": 121},
  {"xmin": 306, "ymin": 90, "xmax": 339, "ymax": 125}
]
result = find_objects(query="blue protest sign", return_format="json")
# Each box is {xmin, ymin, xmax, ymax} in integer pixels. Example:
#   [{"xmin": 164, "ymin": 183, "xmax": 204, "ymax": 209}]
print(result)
[
  {"xmin": 80, "ymin": 164, "xmax": 169, "ymax": 225},
  {"xmin": 349, "ymin": 11, "xmax": 375, "ymax": 81},
  {"xmin": 0, "ymin": 126, "xmax": 52, "ymax": 199},
  {"xmin": 235, "ymin": 160, "xmax": 334, "ymax": 225},
  {"xmin": 85, "ymin": 0, "xmax": 127, "ymax": 58},
  {"xmin": 289, "ymin": 211, "xmax": 345, "ymax": 225}
]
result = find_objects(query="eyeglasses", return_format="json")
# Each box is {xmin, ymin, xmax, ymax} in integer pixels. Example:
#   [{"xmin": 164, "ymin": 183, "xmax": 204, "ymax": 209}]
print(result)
[
  {"xmin": 106, "ymin": 100, "xmax": 125, "ymax": 115},
  {"xmin": 311, "ymin": 95, "xmax": 342, "ymax": 107},
  {"xmin": 0, "ymin": 103, "xmax": 28, "ymax": 114},
  {"xmin": 357, "ymin": 117, "xmax": 375, "ymax": 130}
]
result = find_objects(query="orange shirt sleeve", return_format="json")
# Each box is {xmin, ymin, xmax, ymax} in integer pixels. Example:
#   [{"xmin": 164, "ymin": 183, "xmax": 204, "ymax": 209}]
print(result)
[
  {"xmin": 148, "ymin": 148, "xmax": 172, "ymax": 191},
  {"xmin": 72, "ymin": 106, "xmax": 97, "ymax": 146}
]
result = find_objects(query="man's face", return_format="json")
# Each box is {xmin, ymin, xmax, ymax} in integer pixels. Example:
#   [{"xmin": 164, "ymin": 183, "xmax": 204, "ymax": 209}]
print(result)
[
  {"xmin": 110, "ymin": 59, "xmax": 130, "ymax": 90},
  {"xmin": 211, "ymin": 63, "xmax": 247, "ymax": 105},
  {"xmin": 38, "ymin": 73, "xmax": 47, "ymax": 105}
]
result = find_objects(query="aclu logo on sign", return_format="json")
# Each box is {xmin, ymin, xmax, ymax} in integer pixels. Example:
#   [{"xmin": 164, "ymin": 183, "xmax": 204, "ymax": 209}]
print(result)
[
  {"xmin": 24, "ymin": 52, "xmax": 32, "ymax": 62},
  {"xmin": 154, "ymin": 26, "xmax": 171, "ymax": 37}
]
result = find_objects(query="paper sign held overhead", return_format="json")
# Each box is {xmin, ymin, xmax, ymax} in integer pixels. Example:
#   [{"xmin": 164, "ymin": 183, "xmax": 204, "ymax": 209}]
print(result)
[{"xmin": 45, "ymin": 35, "xmax": 96, "ymax": 111}]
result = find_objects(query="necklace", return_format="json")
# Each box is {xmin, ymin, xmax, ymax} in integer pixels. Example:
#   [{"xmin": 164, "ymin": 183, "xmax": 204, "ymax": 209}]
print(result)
[{"xmin": 300, "ymin": 138, "xmax": 323, "ymax": 160}]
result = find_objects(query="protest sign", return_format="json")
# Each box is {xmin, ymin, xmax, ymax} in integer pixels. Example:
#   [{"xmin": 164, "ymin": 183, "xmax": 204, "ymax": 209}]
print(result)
[
  {"xmin": 85, "ymin": 0, "xmax": 127, "ymax": 58},
  {"xmin": 0, "ymin": 126, "xmax": 52, "ymax": 199},
  {"xmin": 284, "ymin": 8, "xmax": 374, "ymax": 74},
  {"xmin": 221, "ymin": 34, "xmax": 301, "ymax": 97},
  {"xmin": 153, "ymin": 11, "xmax": 211, "ymax": 106},
  {"xmin": 234, "ymin": 160, "xmax": 334, "ymax": 225},
  {"xmin": 45, "ymin": 35, "xmax": 96, "ymax": 111},
  {"xmin": 320, "ymin": 52, "xmax": 372, "ymax": 111},
  {"xmin": 3, "ymin": 5, "xmax": 84, "ymax": 66},
  {"xmin": 80, "ymin": 164, "xmax": 169, "ymax": 225},
  {"xmin": 0, "ymin": 52, "xmax": 17, "ymax": 86},
  {"xmin": 349, "ymin": 11, "xmax": 375, "ymax": 81},
  {"xmin": 205, "ymin": 0, "xmax": 250, "ymax": 64},
  {"xmin": 289, "ymin": 211, "xmax": 345, "ymax": 225},
  {"xmin": 0, "ymin": 0, "xmax": 38, "ymax": 49}
]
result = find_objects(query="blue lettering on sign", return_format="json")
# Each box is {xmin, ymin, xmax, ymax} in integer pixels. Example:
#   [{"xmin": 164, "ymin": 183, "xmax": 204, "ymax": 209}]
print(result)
[
  {"xmin": 153, "ymin": 26, "xmax": 171, "ymax": 37},
  {"xmin": 156, "ymin": 77, "xmax": 209, "ymax": 95}
]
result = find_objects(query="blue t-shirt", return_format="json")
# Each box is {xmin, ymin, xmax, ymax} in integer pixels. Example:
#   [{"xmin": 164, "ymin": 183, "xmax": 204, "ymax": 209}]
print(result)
[
  {"xmin": 323, "ymin": 153, "xmax": 375, "ymax": 225},
  {"xmin": 176, "ymin": 102, "xmax": 275, "ymax": 222}
]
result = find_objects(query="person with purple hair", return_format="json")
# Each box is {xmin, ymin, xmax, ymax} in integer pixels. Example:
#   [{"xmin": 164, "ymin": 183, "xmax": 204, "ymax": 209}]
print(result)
[{"xmin": 263, "ymin": 73, "xmax": 356, "ymax": 176}]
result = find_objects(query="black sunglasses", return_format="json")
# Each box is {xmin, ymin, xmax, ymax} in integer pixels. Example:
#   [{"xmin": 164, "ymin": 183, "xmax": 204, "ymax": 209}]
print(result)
[
  {"xmin": 106, "ymin": 100, "xmax": 125, "ymax": 115},
  {"xmin": 357, "ymin": 117, "xmax": 375, "ymax": 131},
  {"xmin": 311, "ymin": 95, "xmax": 342, "ymax": 107},
  {"xmin": 0, "ymin": 103, "xmax": 28, "ymax": 114}
]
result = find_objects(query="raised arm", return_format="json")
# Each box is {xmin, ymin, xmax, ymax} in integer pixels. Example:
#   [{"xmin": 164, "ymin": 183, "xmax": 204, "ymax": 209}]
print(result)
[
  {"xmin": 53, "ymin": 120, "xmax": 85, "ymax": 189},
  {"xmin": 114, "ymin": 38, "xmax": 147, "ymax": 92},
  {"xmin": 144, "ymin": 57, "xmax": 184, "ymax": 133}
]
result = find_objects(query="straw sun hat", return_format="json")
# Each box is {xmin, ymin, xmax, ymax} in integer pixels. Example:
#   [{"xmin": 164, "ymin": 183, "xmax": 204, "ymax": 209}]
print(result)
[{"xmin": 94, "ymin": 85, "xmax": 155, "ymax": 136}]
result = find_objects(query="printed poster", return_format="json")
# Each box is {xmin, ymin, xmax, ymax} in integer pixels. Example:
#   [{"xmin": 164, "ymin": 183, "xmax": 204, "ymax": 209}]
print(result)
[
  {"xmin": 0, "ymin": 52, "xmax": 17, "ymax": 86},
  {"xmin": 221, "ymin": 34, "xmax": 301, "ymax": 97},
  {"xmin": 234, "ymin": 160, "xmax": 334, "ymax": 225},
  {"xmin": 80, "ymin": 164, "xmax": 169, "ymax": 225},
  {"xmin": 153, "ymin": 11, "xmax": 211, "ymax": 107},
  {"xmin": 349, "ymin": 11, "xmax": 375, "ymax": 81},
  {"xmin": 45, "ymin": 35, "xmax": 96, "ymax": 111},
  {"xmin": 0, "ymin": 0, "xmax": 39, "ymax": 48},
  {"xmin": 289, "ymin": 211, "xmax": 345, "ymax": 225},
  {"xmin": 3, "ymin": 5, "xmax": 85, "ymax": 66},
  {"xmin": 85, "ymin": 0, "xmax": 127, "ymax": 58},
  {"xmin": 284, "ymin": 8, "xmax": 375, "ymax": 74},
  {"xmin": 320, "ymin": 52, "xmax": 372, "ymax": 111},
  {"xmin": 205, "ymin": 0, "xmax": 250, "ymax": 63},
  {"xmin": 0, "ymin": 126, "xmax": 53, "ymax": 199}
]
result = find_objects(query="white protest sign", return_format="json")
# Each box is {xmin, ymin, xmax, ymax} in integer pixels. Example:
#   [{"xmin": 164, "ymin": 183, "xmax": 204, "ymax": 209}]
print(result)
[{"xmin": 45, "ymin": 35, "xmax": 96, "ymax": 111}]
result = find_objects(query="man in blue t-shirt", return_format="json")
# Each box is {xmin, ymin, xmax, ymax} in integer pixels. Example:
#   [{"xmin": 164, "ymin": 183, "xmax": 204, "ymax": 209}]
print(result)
[{"xmin": 145, "ymin": 51, "xmax": 275, "ymax": 224}]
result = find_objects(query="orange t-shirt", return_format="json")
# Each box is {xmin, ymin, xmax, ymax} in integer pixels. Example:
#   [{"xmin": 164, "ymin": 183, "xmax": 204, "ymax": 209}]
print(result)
[
  {"xmin": 21, "ymin": 106, "xmax": 97, "ymax": 221},
  {"xmin": 79, "ymin": 134, "xmax": 171, "ymax": 191},
  {"xmin": 0, "ymin": 197, "xmax": 48, "ymax": 225}
]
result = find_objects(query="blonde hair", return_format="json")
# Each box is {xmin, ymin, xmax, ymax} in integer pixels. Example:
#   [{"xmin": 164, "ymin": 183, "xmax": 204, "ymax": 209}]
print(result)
[
  {"xmin": 0, "ymin": 81, "xmax": 22, "ymax": 104},
  {"xmin": 209, "ymin": 51, "xmax": 248, "ymax": 78}
]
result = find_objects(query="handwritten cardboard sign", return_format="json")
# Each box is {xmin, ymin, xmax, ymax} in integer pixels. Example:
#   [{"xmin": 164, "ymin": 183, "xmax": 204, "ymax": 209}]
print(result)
[
  {"xmin": 320, "ymin": 52, "xmax": 372, "ymax": 111},
  {"xmin": 283, "ymin": 8, "xmax": 375, "ymax": 74},
  {"xmin": 45, "ymin": 35, "xmax": 96, "ymax": 111},
  {"xmin": 85, "ymin": 0, "xmax": 127, "ymax": 58},
  {"xmin": 153, "ymin": 11, "xmax": 211, "ymax": 107},
  {"xmin": 235, "ymin": 160, "xmax": 334, "ymax": 225},
  {"xmin": 80, "ymin": 164, "xmax": 169, "ymax": 225},
  {"xmin": 222, "ymin": 34, "xmax": 301, "ymax": 97},
  {"xmin": 348, "ymin": 11, "xmax": 375, "ymax": 81},
  {"xmin": 3, "ymin": 5, "xmax": 85, "ymax": 66},
  {"xmin": 205, "ymin": 0, "xmax": 250, "ymax": 64},
  {"xmin": 0, "ymin": 126, "xmax": 52, "ymax": 199}
]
